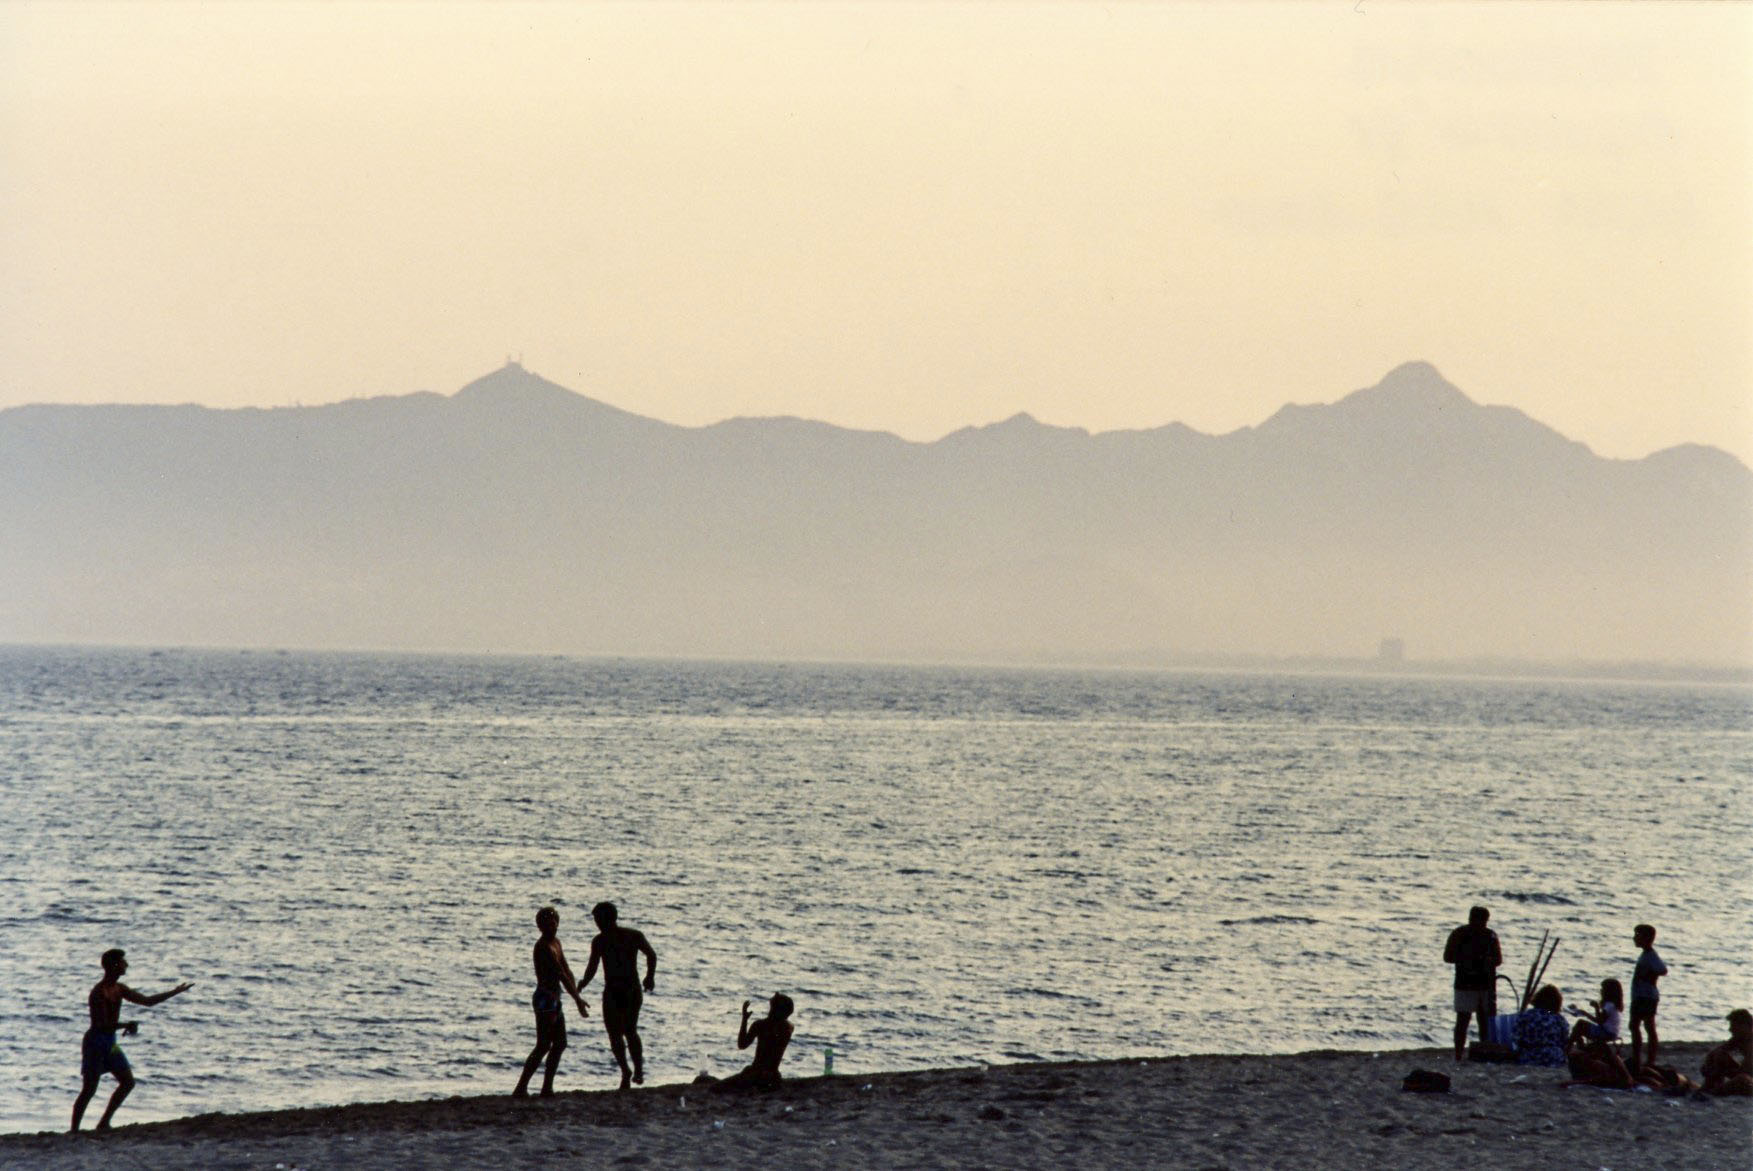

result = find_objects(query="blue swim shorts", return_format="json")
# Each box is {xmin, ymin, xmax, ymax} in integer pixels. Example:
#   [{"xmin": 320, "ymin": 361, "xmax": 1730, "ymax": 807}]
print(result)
[{"xmin": 81, "ymin": 1030, "xmax": 130, "ymax": 1082}]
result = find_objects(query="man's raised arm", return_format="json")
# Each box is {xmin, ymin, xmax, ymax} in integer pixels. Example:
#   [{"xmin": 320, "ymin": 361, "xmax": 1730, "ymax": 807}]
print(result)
[{"xmin": 121, "ymin": 982, "xmax": 193, "ymax": 1008}]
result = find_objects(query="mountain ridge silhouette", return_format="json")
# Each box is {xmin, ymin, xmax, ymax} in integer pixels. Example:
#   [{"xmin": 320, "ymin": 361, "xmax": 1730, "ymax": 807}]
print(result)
[{"xmin": 2, "ymin": 361, "xmax": 1746, "ymax": 666}]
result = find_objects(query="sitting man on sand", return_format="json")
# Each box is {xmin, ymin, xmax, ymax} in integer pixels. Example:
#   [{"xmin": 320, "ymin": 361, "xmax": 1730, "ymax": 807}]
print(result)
[
  {"xmin": 1700, "ymin": 1008, "xmax": 1753, "ymax": 1097},
  {"xmin": 578, "ymin": 901, "xmax": 657, "ymax": 1090},
  {"xmin": 696, "ymin": 993, "xmax": 796, "ymax": 1092},
  {"xmin": 71, "ymin": 948, "xmax": 193, "ymax": 1132}
]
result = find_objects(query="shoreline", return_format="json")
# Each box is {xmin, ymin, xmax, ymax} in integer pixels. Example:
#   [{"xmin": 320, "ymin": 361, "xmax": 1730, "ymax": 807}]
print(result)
[{"xmin": 5, "ymin": 1044, "xmax": 1746, "ymax": 1170}]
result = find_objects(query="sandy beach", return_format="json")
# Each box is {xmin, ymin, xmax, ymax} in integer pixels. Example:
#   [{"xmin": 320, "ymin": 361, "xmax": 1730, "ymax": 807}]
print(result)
[{"xmin": 5, "ymin": 1043, "xmax": 1746, "ymax": 1171}]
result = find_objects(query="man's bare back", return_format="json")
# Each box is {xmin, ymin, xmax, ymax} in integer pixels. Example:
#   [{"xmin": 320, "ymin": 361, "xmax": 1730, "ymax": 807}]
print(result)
[{"xmin": 590, "ymin": 926, "xmax": 653, "ymax": 992}]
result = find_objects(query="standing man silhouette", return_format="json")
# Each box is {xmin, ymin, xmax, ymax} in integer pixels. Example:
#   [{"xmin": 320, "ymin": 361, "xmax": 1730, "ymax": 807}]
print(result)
[
  {"xmin": 513, "ymin": 906, "xmax": 589, "ymax": 1098},
  {"xmin": 579, "ymin": 902, "xmax": 657, "ymax": 1090},
  {"xmin": 1443, "ymin": 905, "xmax": 1502, "ymax": 1062},
  {"xmin": 71, "ymin": 948, "xmax": 193, "ymax": 1132}
]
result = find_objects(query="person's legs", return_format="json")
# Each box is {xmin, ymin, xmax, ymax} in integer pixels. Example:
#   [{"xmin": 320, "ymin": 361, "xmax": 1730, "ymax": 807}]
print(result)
[
  {"xmin": 1629, "ymin": 1011, "xmax": 1648, "ymax": 1071},
  {"xmin": 602, "ymin": 994, "xmax": 633, "ymax": 1089},
  {"xmin": 1453, "ymin": 1012, "xmax": 1472, "ymax": 1062},
  {"xmin": 625, "ymin": 990, "xmax": 644, "ymax": 1084},
  {"xmin": 515, "ymin": 1006, "xmax": 562, "ymax": 1096},
  {"xmin": 603, "ymin": 990, "xmax": 640, "ymax": 1089},
  {"xmin": 709, "ymin": 1065, "xmax": 777, "ymax": 1093},
  {"xmin": 540, "ymin": 1014, "xmax": 568, "ymax": 1095},
  {"xmin": 72, "ymin": 1031, "xmax": 117, "ymax": 1131},
  {"xmin": 94, "ymin": 1068, "xmax": 134, "ymax": 1129},
  {"xmin": 1643, "ymin": 1014, "xmax": 1659, "ymax": 1068},
  {"xmin": 514, "ymin": 1037, "xmax": 550, "ymax": 1096},
  {"xmin": 70, "ymin": 1076, "xmax": 100, "ymax": 1132},
  {"xmin": 607, "ymin": 1029, "xmax": 631, "ymax": 1089}
]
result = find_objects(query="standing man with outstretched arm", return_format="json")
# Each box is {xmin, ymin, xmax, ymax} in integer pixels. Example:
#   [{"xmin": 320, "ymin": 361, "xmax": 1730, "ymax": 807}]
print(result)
[
  {"xmin": 71, "ymin": 948, "xmax": 193, "ymax": 1132},
  {"xmin": 578, "ymin": 901, "xmax": 657, "ymax": 1090},
  {"xmin": 513, "ymin": 906, "xmax": 590, "ymax": 1098},
  {"xmin": 1443, "ymin": 905, "xmax": 1502, "ymax": 1063}
]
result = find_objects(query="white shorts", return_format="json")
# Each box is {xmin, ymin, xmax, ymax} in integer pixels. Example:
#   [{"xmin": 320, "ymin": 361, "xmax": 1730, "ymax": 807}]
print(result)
[{"xmin": 1454, "ymin": 989, "xmax": 1491, "ymax": 1014}]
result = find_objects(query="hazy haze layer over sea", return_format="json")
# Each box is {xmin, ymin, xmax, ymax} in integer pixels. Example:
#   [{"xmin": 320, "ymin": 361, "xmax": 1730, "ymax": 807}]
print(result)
[{"xmin": 2, "ymin": 647, "xmax": 1748, "ymax": 1133}]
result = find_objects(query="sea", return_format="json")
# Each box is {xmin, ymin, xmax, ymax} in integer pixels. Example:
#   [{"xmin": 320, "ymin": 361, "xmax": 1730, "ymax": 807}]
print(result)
[{"xmin": 1, "ymin": 646, "xmax": 1748, "ymax": 1133}]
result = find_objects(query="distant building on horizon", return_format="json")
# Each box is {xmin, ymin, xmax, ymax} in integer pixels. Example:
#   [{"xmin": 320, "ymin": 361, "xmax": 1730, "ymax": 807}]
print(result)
[{"xmin": 1377, "ymin": 637, "xmax": 1406, "ymax": 664}]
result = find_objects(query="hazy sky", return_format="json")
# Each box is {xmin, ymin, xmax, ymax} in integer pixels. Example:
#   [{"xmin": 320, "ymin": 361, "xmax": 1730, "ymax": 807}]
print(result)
[{"xmin": 3, "ymin": 2, "xmax": 1748, "ymax": 463}]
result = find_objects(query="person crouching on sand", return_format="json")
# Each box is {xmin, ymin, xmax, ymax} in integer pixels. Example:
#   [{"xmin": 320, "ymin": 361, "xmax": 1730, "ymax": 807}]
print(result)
[
  {"xmin": 1700, "ymin": 1008, "xmax": 1753, "ymax": 1096},
  {"xmin": 71, "ymin": 948, "xmax": 193, "ymax": 1132},
  {"xmin": 696, "ymin": 994, "xmax": 795, "ymax": 1092}
]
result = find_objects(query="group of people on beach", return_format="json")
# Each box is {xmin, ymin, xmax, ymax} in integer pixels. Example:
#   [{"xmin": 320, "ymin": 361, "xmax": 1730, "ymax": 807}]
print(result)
[
  {"xmin": 68, "ymin": 899, "xmax": 1746, "ymax": 1132},
  {"xmin": 511, "ymin": 901, "xmax": 793, "ymax": 1099},
  {"xmin": 69, "ymin": 901, "xmax": 796, "ymax": 1133},
  {"xmin": 1444, "ymin": 905, "xmax": 1751, "ymax": 1096}
]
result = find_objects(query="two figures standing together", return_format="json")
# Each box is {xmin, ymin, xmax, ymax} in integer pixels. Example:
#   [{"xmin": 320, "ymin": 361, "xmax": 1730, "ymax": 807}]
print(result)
[{"xmin": 516, "ymin": 902, "xmax": 655, "ymax": 1096}]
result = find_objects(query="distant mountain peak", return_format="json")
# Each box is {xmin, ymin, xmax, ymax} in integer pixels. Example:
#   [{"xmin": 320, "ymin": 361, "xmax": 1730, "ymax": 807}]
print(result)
[
  {"xmin": 1358, "ymin": 361, "xmax": 1473, "ymax": 408},
  {"xmin": 1380, "ymin": 359, "xmax": 1447, "ymax": 384},
  {"xmin": 452, "ymin": 360, "xmax": 581, "ymax": 403},
  {"xmin": 939, "ymin": 411, "xmax": 1092, "ymax": 446}
]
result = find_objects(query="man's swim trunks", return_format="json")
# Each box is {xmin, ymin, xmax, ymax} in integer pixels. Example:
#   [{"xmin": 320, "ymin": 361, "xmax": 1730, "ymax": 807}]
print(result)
[
  {"xmin": 81, "ymin": 1030, "xmax": 130, "ymax": 1081},
  {"xmin": 532, "ymin": 987, "xmax": 563, "ymax": 1016}
]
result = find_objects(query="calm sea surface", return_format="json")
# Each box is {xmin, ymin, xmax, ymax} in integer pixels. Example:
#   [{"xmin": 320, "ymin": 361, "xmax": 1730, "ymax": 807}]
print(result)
[{"xmin": 1, "ymin": 647, "xmax": 1748, "ymax": 1132}]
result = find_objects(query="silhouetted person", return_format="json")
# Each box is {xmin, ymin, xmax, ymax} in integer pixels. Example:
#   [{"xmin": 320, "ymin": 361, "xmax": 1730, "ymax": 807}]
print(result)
[
  {"xmin": 1443, "ymin": 905, "xmax": 1501, "ymax": 1062},
  {"xmin": 1509, "ymin": 984, "xmax": 1568, "ymax": 1067},
  {"xmin": 1560, "ymin": 1043, "xmax": 1636, "ymax": 1090},
  {"xmin": 513, "ymin": 906, "xmax": 589, "ymax": 1098},
  {"xmin": 1567, "ymin": 977, "xmax": 1625, "ymax": 1049},
  {"xmin": 70, "ymin": 949, "xmax": 192, "ymax": 1132},
  {"xmin": 578, "ymin": 901, "xmax": 656, "ymax": 1090},
  {"xmin": 1701, "ymin": 1008, "xmax": 1753, "ymax": 1096},
  {"xmin": 1628, "ymin": 922, "xmax": 1667, "ymax": 1071},
  {"xmin": 705, "ymin": 994, "xmax": 796, "ymax": 1092}
]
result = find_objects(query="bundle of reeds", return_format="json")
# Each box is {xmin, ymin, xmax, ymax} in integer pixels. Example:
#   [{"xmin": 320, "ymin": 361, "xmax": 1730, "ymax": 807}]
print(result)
[{"xmin": 1518, "ymin": 930, "xmax": 1560, "ymax": 1011}]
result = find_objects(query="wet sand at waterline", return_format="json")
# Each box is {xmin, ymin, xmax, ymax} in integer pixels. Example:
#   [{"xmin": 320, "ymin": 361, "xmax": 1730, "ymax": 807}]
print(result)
[{"xmin": 7, "ymin": 1044, "xmax": 1746, "ymax": 1170}]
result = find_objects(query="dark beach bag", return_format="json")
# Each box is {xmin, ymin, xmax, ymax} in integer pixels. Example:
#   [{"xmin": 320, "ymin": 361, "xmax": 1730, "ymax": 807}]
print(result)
[
  {"xmin": 1468, "ymin": 1040, "xmax": 1516, "ymax": 1063},
  {"xmin": 1402, "ymin": 1069, "xmax": 1451, "ymax": 1093}
]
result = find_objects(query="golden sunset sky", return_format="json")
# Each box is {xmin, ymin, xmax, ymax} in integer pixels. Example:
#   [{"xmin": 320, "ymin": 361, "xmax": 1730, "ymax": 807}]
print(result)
[{"xmin": 2, "ymin": 1, "xmax": 1748, "ymax": 462}]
